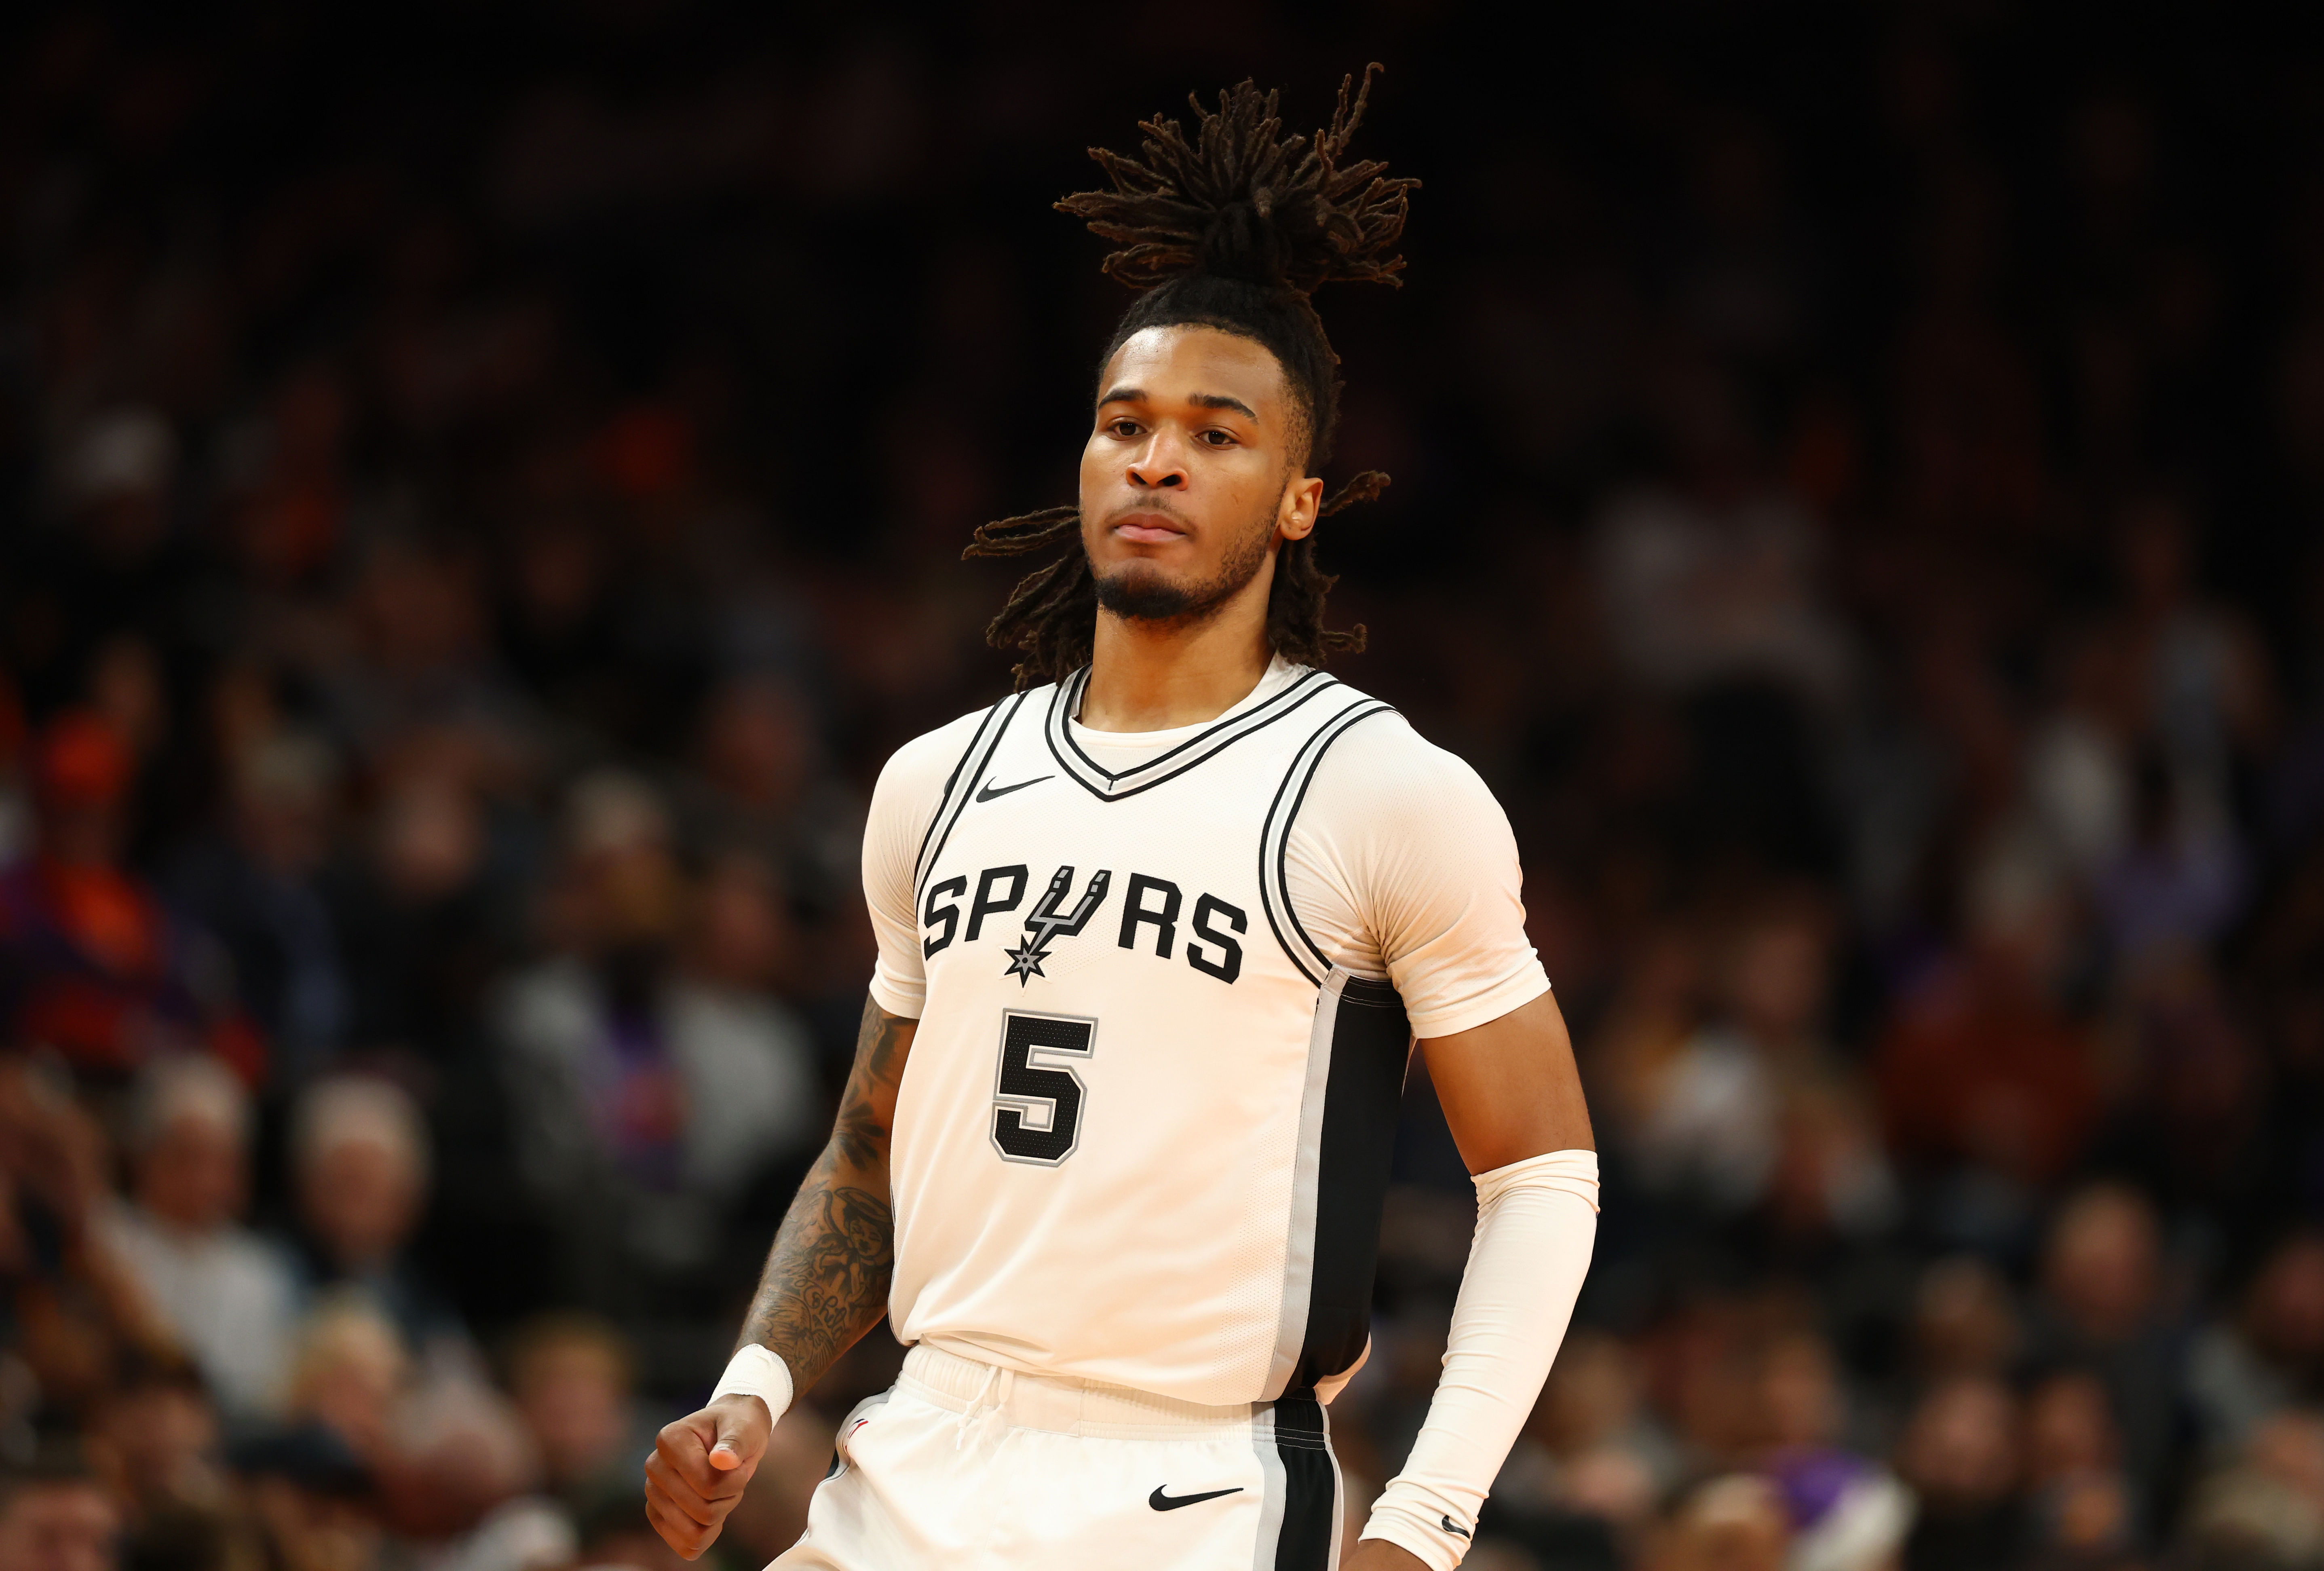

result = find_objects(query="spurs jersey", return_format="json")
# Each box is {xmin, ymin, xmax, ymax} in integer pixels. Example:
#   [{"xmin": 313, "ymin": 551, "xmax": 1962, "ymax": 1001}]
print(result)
[{"xmin": 864, "ymin": 659, "xmax": 1547, "ymax": 1408}]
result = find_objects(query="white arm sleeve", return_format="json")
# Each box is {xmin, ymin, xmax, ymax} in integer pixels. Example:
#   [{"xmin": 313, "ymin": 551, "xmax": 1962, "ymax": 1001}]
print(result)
[{"xmin": 1360, "ymin": 1149, "xmax": 1600, "ymax": 1569}]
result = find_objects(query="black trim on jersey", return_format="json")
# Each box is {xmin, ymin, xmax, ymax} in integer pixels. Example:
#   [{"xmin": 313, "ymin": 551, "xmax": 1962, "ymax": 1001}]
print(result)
[
  {"xmin": 1276, "ymin": 703, "xmax": 1396, "ymax": 975},
  {"xmin": 1288, "ymin": 976, "xmax": 1410, "ymax": 1394},
  {"xmin": 1269, "ymin": 1394, "xmax": 1338, "ymax": 1571},
  {"xmin": 1042, "ymin": 666, "xmax": 1345, "ymax": 803},
  {"xmin": 913, "ymin": 692, "xmax": 1030, "ymax": 900},
  {"xmin": 1255, "ymin": 698, "xmax": 1395, "ymax": 984},
  {"xmin": 911, "ymin": 695, "xmax": 1005, "ymax": 888}
]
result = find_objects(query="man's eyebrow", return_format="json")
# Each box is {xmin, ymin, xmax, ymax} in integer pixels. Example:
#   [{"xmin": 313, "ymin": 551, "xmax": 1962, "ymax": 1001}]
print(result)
[
  {"xmin": 1094, "ymin": 386, "xmax": 1260, "ymax": 422},
  {"xmin": 1189, "ymin": 392, "xmax": 1260, "ymax": 420}
]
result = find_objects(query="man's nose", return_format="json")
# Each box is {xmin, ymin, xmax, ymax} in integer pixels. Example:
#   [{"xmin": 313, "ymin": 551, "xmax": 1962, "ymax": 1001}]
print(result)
[{"xmin": 1126, "ymin": 435, "xmax": 1189, "ymax": 490}]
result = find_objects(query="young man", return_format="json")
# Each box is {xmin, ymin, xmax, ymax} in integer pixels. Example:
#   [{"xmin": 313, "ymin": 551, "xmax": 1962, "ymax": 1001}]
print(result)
[{"xmin": 644, "ymin": 72, "xmax": 1597, "ymax": 1571}]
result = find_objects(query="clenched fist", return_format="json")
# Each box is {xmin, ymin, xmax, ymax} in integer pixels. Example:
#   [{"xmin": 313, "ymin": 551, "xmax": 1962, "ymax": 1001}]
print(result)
[{"xmin": 644, "ymin": 1394, "xmax": 775, "ymax": 1559}]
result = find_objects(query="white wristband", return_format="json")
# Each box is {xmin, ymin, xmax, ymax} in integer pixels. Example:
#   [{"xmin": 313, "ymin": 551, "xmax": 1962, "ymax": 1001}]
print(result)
[{"xmin": 709, "ymin": 1344, "xmax": 794, "ymax": 1425}]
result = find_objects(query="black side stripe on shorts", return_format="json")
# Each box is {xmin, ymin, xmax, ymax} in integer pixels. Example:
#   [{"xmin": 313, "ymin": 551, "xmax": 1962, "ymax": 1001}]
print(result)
[{"xmin": 1271, "ymin": 1394, "xmax": 1337, "ymax": 1571}]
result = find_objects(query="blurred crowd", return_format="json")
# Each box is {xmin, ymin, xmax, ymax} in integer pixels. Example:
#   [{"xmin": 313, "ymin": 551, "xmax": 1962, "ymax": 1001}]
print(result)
[{"xmin": 4, "ymin": 5, "xmax": 2324, "ymax": 1571}]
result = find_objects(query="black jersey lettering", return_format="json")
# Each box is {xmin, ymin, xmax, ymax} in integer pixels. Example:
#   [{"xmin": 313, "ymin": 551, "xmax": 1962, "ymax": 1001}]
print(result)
[
  {"xmin": 966, "ymin": 865, "xmax": 1029, "ymax": 940},
  {"xmin": 1117, "ymin": 874, "xmax": 1183, "ymax": 959},
  {"xmin": 1187, "ymin": 894, "xmax": 1247, "ymax": 984},
  {"xmin": 922, "ymin": 875, "xmax": 967, "ymax": 957}
]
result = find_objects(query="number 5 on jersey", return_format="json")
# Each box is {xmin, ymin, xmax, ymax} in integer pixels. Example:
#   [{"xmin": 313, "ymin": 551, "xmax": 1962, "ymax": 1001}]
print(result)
[{"xmin": 992, "ymin": 1010, "xmax": 1096, "ymax": 1165}]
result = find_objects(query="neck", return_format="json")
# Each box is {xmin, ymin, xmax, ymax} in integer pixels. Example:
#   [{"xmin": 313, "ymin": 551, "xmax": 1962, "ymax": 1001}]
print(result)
[{"xmin": 1079, "ymin": 567, "xmax": 1275, "ymax": 733}]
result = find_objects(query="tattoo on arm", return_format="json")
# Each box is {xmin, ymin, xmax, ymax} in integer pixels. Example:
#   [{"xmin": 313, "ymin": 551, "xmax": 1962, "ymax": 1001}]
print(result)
[{"xmin": 736, "ymin": 999, "xmax": 913, "ymax": 1393}]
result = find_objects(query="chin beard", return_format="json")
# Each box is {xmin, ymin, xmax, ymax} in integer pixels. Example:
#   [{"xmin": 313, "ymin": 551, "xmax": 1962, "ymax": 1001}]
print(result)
[{"xmin": 1093, "ymin": 518, "xmax": 1273, "ymax": 629}]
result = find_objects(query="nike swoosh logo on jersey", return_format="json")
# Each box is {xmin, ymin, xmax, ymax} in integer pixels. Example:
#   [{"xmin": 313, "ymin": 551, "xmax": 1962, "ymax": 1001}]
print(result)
[
  {"xmin": 975, "ymin": 774, "xmax": 1051, "ymax": 802},
  {"xmin": 1149, "ymin": 1486, "xmax": 1243, "ymax": 1511},
  {"xmin": 1442, "ymin": 1516, "xmax": 1471, "ymax": 1538}
]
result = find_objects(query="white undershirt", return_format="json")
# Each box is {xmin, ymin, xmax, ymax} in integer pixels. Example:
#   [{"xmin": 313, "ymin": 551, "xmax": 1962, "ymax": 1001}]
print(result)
[{"xmin": 864, "ymin": 658, "xmax": 1548, "ymax": 1039}]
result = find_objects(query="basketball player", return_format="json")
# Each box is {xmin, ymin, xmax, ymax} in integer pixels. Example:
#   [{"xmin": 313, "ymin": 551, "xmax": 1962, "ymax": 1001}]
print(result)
[{"xmin": 644, "ymin": 70, "xmax": 1597, "ymax": 1570}]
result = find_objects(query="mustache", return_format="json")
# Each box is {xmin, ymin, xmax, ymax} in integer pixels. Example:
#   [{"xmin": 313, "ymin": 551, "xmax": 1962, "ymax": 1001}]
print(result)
[{"xmin": 1100, "ymin": 500, "xmax": 1193, "ymax": 530}]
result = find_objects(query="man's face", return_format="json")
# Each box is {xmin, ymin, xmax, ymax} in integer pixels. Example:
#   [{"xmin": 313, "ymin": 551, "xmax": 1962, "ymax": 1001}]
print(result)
[
  {"xmin": 1077, "ymin": 325, "xmax": 1319, "ymax": 628},
  {"xmin": 0, "ymin": 1483, "xmax": 120, "ymax": 1571}
]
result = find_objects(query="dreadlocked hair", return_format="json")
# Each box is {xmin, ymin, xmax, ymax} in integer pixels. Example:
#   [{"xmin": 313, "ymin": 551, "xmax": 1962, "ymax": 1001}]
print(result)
[{"xmin": 968, "ymin": 66, "xmax": 1416, "ymax": 688}]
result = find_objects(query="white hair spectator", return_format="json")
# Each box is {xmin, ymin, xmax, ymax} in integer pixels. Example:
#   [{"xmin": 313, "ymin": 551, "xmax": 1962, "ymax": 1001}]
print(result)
[
  {"xmin": 128, "ymin": 1055, "xmax": 250, "ymax": 1154},
  {"xmin": 291, "ymin": 1075, "xmax": 431, "ymax": 1188}
]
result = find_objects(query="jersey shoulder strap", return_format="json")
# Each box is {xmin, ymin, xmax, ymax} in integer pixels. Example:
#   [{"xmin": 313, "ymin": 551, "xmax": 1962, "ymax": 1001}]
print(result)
[
  {"xmin": 911, "ymin": 687, "xmax": 1043, "ymax": 898},
  {"xmin": 1257, "ymin": 680, "xmax": 1400, "ymax": 985}
]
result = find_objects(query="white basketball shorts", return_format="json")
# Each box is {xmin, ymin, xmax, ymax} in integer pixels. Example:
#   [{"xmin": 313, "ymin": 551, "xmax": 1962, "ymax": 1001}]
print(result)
[{"xmin": 773, "ymin": 1344, "xmax": 1345, "ymax": 1571}]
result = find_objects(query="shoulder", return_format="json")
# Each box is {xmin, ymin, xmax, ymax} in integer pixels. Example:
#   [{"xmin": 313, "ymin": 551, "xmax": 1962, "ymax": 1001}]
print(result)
[
  {"xmin": 1297, "ymin": 699, "xmax": 1505, "ymax": 829},
  {"xmin": 873, "ymin": 692, "xmax": 1044, "ymax": 805}
]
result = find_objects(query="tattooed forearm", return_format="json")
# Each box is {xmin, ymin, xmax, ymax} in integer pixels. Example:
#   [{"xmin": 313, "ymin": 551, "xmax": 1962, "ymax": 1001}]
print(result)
[
  {"xmin": 741, "ymin": 1165, "xmax": 894, "ymax": 1383},
  {"xmin": 734, "ymin": 998, "xmax": 914, "ymax": 1394}
]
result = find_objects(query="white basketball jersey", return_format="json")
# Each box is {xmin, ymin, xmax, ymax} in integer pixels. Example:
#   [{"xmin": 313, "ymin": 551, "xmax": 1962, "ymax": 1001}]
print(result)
[{"xmin": 886, "ymin": 665, "xmax": 1414, "ymax": 1407}]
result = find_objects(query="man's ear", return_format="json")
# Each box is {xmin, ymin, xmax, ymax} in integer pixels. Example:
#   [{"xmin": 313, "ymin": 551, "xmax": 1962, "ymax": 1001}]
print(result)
[{"xmin": 1278, "ymin": 474, "xmax": 1324, "ymax": 542}]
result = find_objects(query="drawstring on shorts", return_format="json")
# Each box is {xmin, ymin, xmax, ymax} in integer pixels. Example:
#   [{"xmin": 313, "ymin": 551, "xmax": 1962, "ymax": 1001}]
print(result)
[{"xmin": 953, "ymin": 1362, "xmax": 1014, "ymax": 1450}]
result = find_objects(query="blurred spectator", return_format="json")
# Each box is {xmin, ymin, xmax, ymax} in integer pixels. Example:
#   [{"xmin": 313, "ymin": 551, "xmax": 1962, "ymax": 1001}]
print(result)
[
  {"xmin": 0, "ymin": 1058, "xmax": 178, "ymax": 1426},
  {"xmin": 2092, "ymin": 747, "xmax": 2247, "ymax": 969},
  {"xmin": 1896, "ymin": 1376, "xmax": 2026, "ymax": 1571},
  {"xmin": 503, "ymin": 1315, "xmax": 646, "ymax": 1514},
  {"xmin": 1753, "ymin": 1332, "xmax": 1915, "ymax": 1571},
  {"xmin": 2017, "ymin": 1368, "xmax": 2140, "ymax": 1566},
  {"xmin": 682, "ymin": 673, "xmax": 861, "ymax": 922},
  {"xmin": 374, "ymin": 1379, "xmax": 574, "ymax": 1571},
  {"xmin": 497, "ymin": 772, "xmax": 819, "ymax": 1306},
  {"xmin": 2025, "ymin": 1185, "xmax": 2185, "ymax": 1510},
  {"xmin": 325, "ymin": 763, "xmax": 514, "ymax": 1062},
  {"xmin": 1593, "ymin": 460, "xmax": 1852, "ymax": 712},
  {"xmin": 0, "ymin": 713, "xmax": 264, "ymax": 1083},
  {"xmin": 1910, "ymin": 1256, "xmax": 2025, "ymax": 1383},
  {"xmin": 2187, "ymin": 1233, "xmax": 2324, "ymax": 1459},
  {"xmin": 85, "ymin": 1357, "xmax": 224, "ymax": 1525},
  {"xmin": 1492, "ymin": 1329, "xmax": 1674, "ymax": 1566},
  {"xmin": 1878, "ymin": 840, "xmax": 2105, "ymax": 1248},
  {"xmin": 229, "ymin": 1423, "xmax": 380, "ymax": 1571},
  {"xmin": 0, "ymin": 1449, "xmax": 122, "ymax": 1571},
  {"xmin": 1645, "ymin": 1474, "xmax": 1790, "ymax": 1571},
  {"xmin": 2174, "ymin": 1408, "xmax": 2324, "ymax": 1569},
  {"xmin": 103, "ymin": 1056, "xmax": 300, "ymax": 1419},
  {"xmin": 164, "ymin": 733, "xmax": 349, "ymax": 1081},
  {"xmin": 289, "ymin": 1075, "xmax": 467, "ymax": 1362},
  {"xmin": 2103, "ymin": 498, "xmax": 2275, "ymax": 829},
  {"xmin": 1624, "ymin": 896, "xmax": 1897, "ymax": 1248},
  {"xmin": 287, "ymin": 1298, "xmax": 410, "ymax": 1464}
]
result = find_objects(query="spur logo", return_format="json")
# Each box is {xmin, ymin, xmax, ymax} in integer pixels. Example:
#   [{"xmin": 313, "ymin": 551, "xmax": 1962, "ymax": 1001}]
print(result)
[{"xmin": 922, "ymin": 863, "xmax": 1247, "ymax": 986}]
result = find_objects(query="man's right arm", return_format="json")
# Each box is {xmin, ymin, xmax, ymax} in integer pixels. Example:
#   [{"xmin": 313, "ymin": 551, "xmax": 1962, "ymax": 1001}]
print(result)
[{"xmin": 644, "ymin": 996, "xmax": 917, "ymax": 1560}]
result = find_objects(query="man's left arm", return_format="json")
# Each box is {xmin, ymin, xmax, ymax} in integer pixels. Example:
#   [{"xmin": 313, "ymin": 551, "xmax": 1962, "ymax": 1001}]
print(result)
[{"xmin": 1347, "ymin": 990, "xmax": 1598, "ymax": 1571}]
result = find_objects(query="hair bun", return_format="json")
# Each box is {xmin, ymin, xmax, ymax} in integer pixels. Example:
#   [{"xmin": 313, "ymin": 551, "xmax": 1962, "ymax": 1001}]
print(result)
[
  {"xmin": 1059, "ymin": 66, "xmax": 1418, "ymax": 298},
  {"xmin": 1197, "ymin": 197, "xmax": 1289, "ymax": 285}
]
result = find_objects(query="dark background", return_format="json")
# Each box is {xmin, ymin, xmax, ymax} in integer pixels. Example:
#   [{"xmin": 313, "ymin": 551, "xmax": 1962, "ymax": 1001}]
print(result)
[{"xmin": 4, "ymin": 4, "xmax": 2324, "ymax": 1569}]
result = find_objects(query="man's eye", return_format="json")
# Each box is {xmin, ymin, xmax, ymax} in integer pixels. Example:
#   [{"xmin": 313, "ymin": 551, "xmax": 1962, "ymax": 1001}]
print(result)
[
  {"xmin": 1200, "ymin": 430, "xmax": 1234, "ymax": 446},
  {"xmin": 1108, "ymin": 419, "xmax": 1140, "ymax": 437}
]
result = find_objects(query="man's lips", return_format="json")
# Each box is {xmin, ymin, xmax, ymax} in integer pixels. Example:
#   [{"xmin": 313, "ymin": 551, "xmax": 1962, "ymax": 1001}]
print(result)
[{"xmin": 1110, "ymin": 512, "xmax": 1187, "ymax": 544}]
